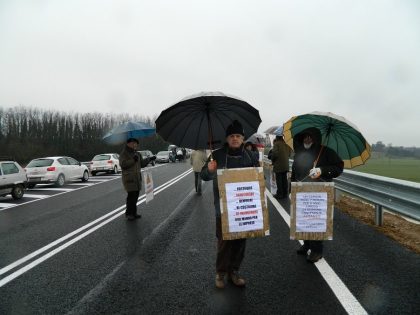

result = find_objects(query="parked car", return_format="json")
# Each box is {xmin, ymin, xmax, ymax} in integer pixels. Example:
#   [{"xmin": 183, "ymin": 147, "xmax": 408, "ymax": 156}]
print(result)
[
  {"xmin": 0, "ymin": 159, "xmax": 27, "ymax": 200},
  {"xmin": 156, "ymin": 151, "xmax": 170, "ymax": 163},
  {"xmin": 25, "ymin": 156, "xmax": 89, "ymax": 188},
  {"xmin": 138, "ymin": 150, "xmax": 156, "ymax": 166},
  {"xmin": 90, "ymin": 153, "xmax": 121, "ymax": 176}
]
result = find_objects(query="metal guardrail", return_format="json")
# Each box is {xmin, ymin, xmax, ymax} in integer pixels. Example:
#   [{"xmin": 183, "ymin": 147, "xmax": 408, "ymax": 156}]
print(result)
[
  {"xmin": 263, "ymin": 156, "xmax": 420, "ymax": 225},
  {"xmin": 334, "ymin": 170, "xmax": 420, "ymax": 225}
]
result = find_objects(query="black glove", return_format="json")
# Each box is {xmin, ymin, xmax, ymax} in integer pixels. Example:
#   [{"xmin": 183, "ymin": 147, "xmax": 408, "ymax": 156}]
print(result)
[{"xmin": 133, "ymin": 155, "xmax": 139, "ymax": 162}]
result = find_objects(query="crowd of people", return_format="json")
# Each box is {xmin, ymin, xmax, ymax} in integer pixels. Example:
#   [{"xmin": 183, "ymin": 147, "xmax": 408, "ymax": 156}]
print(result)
[{"xmin": 118, "ymin": 120, "xmax": 344, "ymax": 288}]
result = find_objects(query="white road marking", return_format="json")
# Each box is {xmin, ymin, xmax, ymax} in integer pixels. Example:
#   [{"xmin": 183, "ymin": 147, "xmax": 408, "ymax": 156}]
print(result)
[
  {"xmin": 0, "ymin": 177, "xmax": 121, "ymax": 212},
  {"xmin": 67, "ymin": 183, "xmax": 96, "ymax": 186},
  {"xmin": 0, "ymin": 203, "xmax": 16, "ymax": 208},
  {"xmin": 0, "ymin": 168, "xmax": 193, "ymax": 287},
  {"xmin": 22, "ymin": 194, "xmax": 50, "ymax": 199},
  {"xmin": 266, "ymin": 190, "xmax": 368, "ymax": 315},
  {"xmin": 30, "ymin": 188, "xmax": 73, "ymax": 192}
]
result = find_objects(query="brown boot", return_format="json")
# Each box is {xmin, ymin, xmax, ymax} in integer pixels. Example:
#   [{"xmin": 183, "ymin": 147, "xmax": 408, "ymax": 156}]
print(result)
[
  {"xmin": 229, "ymin": 271, "xmax": 246, "ymax": 287},
  {"xmin": 215, "ymin": 273, "xmax": 225, "ymax": 289}
]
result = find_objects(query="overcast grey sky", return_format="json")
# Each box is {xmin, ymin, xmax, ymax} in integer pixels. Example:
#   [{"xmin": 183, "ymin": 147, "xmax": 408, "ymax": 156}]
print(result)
[{"xmin": 1, "ymin": 0, "xmax": 419, "ymax": 146}]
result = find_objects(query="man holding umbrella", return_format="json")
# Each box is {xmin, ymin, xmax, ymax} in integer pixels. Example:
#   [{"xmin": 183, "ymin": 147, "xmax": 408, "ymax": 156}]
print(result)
[
  {"xmin": 119, "ymin": 138, "xmax": 153, "ymax": 221},
  {"xmin": 291, "ymin": 127, "xmax": 344, "ymax": 262},
  {"xmin": 201, "ymin": 120, "xmax": 260, "ymax": 289}
]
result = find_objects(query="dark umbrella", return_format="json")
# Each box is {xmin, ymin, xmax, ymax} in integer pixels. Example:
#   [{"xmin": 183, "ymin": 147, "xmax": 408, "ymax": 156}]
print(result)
[
  {"xmin": 246, "ymin": 133, "xmax": 265, "ymax": 145},
  {"xmin": 264, "ymin": 125, "xmax": 280, "ymax": 135},
  {"xmin": 155, "ymin": 92, "xmax": 261, "ymax": 151},
  {"xmin": 103, "ymin": 121, "xmax": 155, "ymax": 145}
]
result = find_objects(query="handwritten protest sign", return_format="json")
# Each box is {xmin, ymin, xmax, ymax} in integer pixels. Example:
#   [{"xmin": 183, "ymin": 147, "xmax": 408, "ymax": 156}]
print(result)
[
  {"xmin": 143, "ymin": 171, "xmax": 154, "ymax": 203},
  {"xmin": 218, "ymin": 167, "xmax": 270, "ymax": 240},
  {"xmin": 270, "ymin": 169, "xmax": 277, "ymax": 195},
  {"xmin": 290, "ymin": 182, "xmax": 334, "ymax": 240}
]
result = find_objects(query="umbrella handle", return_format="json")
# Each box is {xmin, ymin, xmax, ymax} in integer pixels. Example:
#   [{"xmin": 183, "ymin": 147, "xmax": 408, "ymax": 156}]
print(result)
[{"xmin": 313, "ymin": 145, "xmax": 325, "ymax": 168}]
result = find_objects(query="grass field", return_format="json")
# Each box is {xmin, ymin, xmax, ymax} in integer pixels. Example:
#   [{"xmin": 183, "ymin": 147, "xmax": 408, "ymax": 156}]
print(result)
[{"xmin": 354, "ymin": 157, "xmax": 420, "ymax": 183}]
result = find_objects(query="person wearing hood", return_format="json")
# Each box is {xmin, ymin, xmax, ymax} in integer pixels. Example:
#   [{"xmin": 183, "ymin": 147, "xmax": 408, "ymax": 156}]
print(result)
[
  {"xmin": 291, "ymin": 127, "xmax": 344, "ymax": 262},
  {"xmin": 119, "ymin": 138, "xmax": 153, "ymax": 221},
  {"xmin": 201, "ymin": 120, "xmax": 260, "ymax": 289}
]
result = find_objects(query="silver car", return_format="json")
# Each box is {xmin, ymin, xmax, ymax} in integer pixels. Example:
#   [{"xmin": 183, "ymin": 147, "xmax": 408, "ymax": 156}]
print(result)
[
  {"xmin": 0, "ymin": 160, "xmax": 28, "ymax": 200},
  {"xmin": 25, "ymin": 156, "xmax": 89, "ymax": 188},
  {"xmin": 90, "ymin": 153, "xmax": 121, "ymax": 176},
  {"xmin": 156, "ymin": 151, "xmax": 170, "ymax": 163}
]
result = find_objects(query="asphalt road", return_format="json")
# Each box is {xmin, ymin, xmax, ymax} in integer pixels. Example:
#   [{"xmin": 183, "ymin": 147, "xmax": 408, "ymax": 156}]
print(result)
[{"xmin": 0, "ymin": 161, "xmax": 419, "ymax": 314}]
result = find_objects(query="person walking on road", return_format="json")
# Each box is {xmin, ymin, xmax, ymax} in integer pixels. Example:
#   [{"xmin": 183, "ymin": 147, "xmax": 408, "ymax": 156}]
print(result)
[
  {"xmin": 201, "ymin": 120, "xmax": 260, "ymax": 289},
  {"xmin": 190, "ymin": 149, "xmax": 207, "ymax": 195},
  {"xmin": 291, "ymin": 127, "xmax": 343, "ymax": 262},
  {"xmin": 270, "ymin": 135, "xmax": 292, "ymax": 199},
  {"xmin": 119, "ymin": 138, "xmax": 152, "ymax": 221}
]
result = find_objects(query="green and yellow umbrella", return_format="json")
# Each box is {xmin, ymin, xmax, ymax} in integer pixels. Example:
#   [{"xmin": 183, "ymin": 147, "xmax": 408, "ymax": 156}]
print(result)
[{"xmin": 283, "ymin": 111, "xmax": 371, "ymax": 168}]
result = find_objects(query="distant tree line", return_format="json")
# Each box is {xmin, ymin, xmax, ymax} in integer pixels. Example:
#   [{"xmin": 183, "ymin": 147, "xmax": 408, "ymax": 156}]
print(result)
[
  {"xmin": 0, "ymin": 106, "xmax": 170, "ymax": 165},
  {"xmin": 371, "ymin": 141, "xmax": 420, "ymax": 159}
]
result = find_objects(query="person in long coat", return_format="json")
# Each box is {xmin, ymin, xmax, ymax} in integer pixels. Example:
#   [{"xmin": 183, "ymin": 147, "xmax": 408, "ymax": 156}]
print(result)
[
  {"xmin": 190, "ymin": 149, "xmax": 208, "ymax": 195},
  {"xmin": 201, "ymin": 120, "xmax": 260, "ymax": 289},
  {"xmin": 270, "ymin": 135, "xmax": 292, "ymax": 199},
  {"xmin": 291, "ymin": 127, "xmax": 344, "ymax": 262},
  {"xmin": 119, "ymin": 138, "xmax": 151, "ymax": 221}
]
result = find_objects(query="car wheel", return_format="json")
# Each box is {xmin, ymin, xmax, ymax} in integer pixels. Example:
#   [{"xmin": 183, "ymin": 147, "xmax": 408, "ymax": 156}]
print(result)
[
  {"xmin": 56, "ymin": 174, "xmax": 65, "ymax": 187},
  {"xmin": 81, "ymin": 171, "xmax": 89, "ymax": 182},
  {"xmin": 11, "ymin": 185, "xmax": 24, "ymax": 200},
  {"xmin": 27, "ymin": 184, "xmax": 36, "ymax": 189},
  {"xmin": 113, "ymin": 166, "xmax": 118, "ymax": 174}
]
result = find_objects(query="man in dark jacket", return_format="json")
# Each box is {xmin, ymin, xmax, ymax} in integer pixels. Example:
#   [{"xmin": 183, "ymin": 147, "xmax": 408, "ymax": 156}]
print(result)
[
  {"xmin": 291, "ymin": 127, "xmax": 344, "ymax": 262},
  {"xmin": 270, "ymin": 135, "xmax": 292, "ymax": 199},
  {"xmin": 201, "ymin": 120, "xmax": 260, "ymax": 289},
  {"xmin": 119, "ymin": 138, "xmax": 151, "ymax": 221}
]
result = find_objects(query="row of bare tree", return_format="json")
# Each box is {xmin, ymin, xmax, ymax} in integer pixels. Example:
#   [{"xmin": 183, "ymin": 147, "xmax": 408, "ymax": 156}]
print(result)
[{"xmin": 0, "ymin": 106, "xmax": 169, "ymax": 164}]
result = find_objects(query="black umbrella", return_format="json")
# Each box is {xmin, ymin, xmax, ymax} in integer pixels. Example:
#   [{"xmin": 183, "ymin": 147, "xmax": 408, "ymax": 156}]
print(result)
[{"xmin": 156, "ymin": 92, "xmax": 261, "ymax": 151}]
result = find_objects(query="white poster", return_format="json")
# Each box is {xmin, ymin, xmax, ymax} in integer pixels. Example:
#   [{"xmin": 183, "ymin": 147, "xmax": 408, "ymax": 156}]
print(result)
[
  {"xmin": 296, "ymin": 192, "xmax": 328, "ymax": 232},
  {"xmin": 143, "ymin": 171, "xmax": 154, "ymax": 203},
  {"xmin": 270, "ymin": 170, "xmax": 277, "ymax": 195},
  {"xmin": 225, "ymin": 181, "xmax": 263, "ymax": 233}
]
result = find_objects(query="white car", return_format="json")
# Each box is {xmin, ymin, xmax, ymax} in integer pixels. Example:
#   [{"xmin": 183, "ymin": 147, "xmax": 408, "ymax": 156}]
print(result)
[
  {"xmin": 25, "ymin": 156, "xmax": 89, "ymax": 188},
  {"xmin": 156, "ymin": 151, "xmax": 170, "ymax": 163},
  {"xmin": 0, "ymin": 160, "xmax": 28, "ymax": 200},
  {"xmin": 90, "ymin": 153, "xmax": 121, "ymax": 176}
]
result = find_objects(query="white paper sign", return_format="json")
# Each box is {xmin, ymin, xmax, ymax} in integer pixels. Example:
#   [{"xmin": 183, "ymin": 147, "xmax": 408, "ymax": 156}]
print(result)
[
  {"xmin": 296, "ymin": 192, "xmax": 328, "ymax": 232},
  {"xmin": 225, "ymin": 181, "xmax": 263, "ymax": 233},
  {"xmin": 270, "ymin": 170, "xmax": 277, "ymax": 195},
  {"xmin": 143, "ymin": 171, "xmax": 154, "ymax": 203}
]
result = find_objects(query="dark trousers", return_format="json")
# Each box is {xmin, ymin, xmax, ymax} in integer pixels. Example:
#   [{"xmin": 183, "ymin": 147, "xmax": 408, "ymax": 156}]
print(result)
[
  {"xmin": 215, "ymin": 218, "xmax": 246, "ymax": 273},
  {"xmin": 194, "ymin": 172, "xmax": 202, "ymax": 193},
  {"xmin": 303, "ymin": 240, "xmax": 323, "ymax": 254},
  {"xmin": 126, "ymin": 190, "xmax": 140, "ymax": 216},
  {"xmin": 275, "ymin": 171, "xmax": 288, "ymax": 197}
]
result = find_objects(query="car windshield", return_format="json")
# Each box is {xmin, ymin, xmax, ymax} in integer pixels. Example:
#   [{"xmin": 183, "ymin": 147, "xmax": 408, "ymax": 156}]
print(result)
[
  {"xmin": 93, "ymin": 154, "xmax": 111, "ymax": 161},
  {"xmin": 26, "ymin": 159, "xmax": 54, "ymax": 167},
  {"xmin": 157, "ymin": 151, "xmax": 168, "ymax": 156}
]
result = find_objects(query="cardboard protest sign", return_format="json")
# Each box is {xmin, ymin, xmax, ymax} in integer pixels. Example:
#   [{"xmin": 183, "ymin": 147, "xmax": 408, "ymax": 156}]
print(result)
[
  {"xmin": 270, "ymin": 169, "xmax": 277, "ymax": 195},
  {"xmin": 217, "ymin": 167, "xmax": 270, "ymax": 240},
  {"xmin": 290, "ymin": 182, "xmax": 334, "ymax": 240},
  {"xmin": 143, "ymin": 171, "xmax": 154, "ymax": 203}
]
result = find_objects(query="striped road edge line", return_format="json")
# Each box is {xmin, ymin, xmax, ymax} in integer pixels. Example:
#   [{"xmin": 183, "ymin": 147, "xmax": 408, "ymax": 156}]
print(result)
[
  {"xmin": 265, "ymin": 190, "xmax": 368, "ymax": 315},
  {"xmin": 0, "ymin": 168, "xmax": 193, "ymax": 288}
]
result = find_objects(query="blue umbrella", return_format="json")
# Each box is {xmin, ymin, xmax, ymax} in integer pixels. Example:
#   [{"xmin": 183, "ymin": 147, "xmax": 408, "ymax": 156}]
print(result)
[
  {"xmin": 103, "ymin": 121, "xmax": 155, "ymax": 145},
  {"xmin": 274, "ymin": 126, "xmax": 283, "ymax": 136}
]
